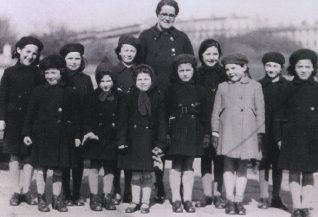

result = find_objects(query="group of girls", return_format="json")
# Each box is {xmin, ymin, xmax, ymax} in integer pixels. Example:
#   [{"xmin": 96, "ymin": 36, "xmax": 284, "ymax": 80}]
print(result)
[{"xmin": 0, "ymin": 4, "xmax": 317, "ymax": 217}]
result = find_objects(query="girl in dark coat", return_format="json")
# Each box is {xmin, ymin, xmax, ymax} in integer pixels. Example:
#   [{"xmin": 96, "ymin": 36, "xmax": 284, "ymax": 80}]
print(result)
[
  {"xmin": 167, "ymin": 54, "xmax": 209, "ymax": 213},
  {"xmin": 0, "ymin": 36, "xmax": 44, "ymax": 206},
  {"xmin": 59, "ymin": 43, "xmax": 94, "ymax": 206},
  {"xmin": 23, "ymin": 55, "xmax": 80, "ymax": 212},
  {"xmin": 116, "ymin": 64, "xmax": 167, "ymax": 214},
  {"xmin": 112, "ymin": 34, "xmax": 141, "ymax": 204},
  {"xmin": 82, "ymin": 66, "xmax": 118, "ymax": 211},
  {"xmin": 195, "ymin": 39, "xmax": 227, "ymax": 209},
  {"xmin": 276, "ymin": 49, "xmax": 318, "ymax": 217}
]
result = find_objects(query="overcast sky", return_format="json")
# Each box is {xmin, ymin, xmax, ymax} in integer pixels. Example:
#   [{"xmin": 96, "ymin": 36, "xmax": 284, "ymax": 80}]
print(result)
[{"xmin": 1, "ymin": 0, "xmax": 318, "ymax": 37}]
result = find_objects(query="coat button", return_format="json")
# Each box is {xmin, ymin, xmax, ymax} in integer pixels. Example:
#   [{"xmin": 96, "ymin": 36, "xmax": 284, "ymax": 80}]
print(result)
[
  {"xmin": 98, "ymin": 123, "xmax": 103, "ymax": 126},
  {"xmin": 18, "ymin": 107, "xmax": 22, "ymax": 111},
  {"xmin": 112, "ymin": 113, "xmax": 116, "ymax": 117},
  {"xmin": 145, "ymin": 126, "xmax": 149, "ymax": 129},
  {"xmin": 112, "ymin": 123, "xmax": 116, "ymax": 127},
  {"xmin": 18, "ymin": 95, "xmax": 22, "ymax": 98},
  {"xmin": 310, "ymin": 107, "xmax": 315, "ymax": 111},
  {"xmin": 133, "ymin": 124, "xmax": 137, "ymax": 128},
  {"xmin": 58, "ymin": 108, "xmax": 63, "ymax": 112},
  {"xmin": 57, "ymin": 120, "xmax": 61, "ymax": 124},
  {"xmin": 241, "ymin": 109, "xmax": 244, "ymax": 112},
  {"xmin": 240, "ymin": 96, "xmax": 243, "ymax": 100}
]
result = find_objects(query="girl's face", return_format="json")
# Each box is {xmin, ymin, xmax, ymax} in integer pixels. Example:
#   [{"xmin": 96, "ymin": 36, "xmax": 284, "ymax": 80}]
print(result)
[
  {"xmin": 119, "ymin": 44, "xmax": 137, "ymax": 65},
  {"xmin": 157, "ymin": 5, "xmax": 176, "ymax": 30},
  {"xmin": 202, "ymin": 46, "xmax": 220, "ymax": 67},
  {"xmin": 65, "ymin": 52, "xmax": 82, "ymax": 71},
  {"xmin": 136, "ymin": 72, "xmax": 152, "ymax": 92},
  {"xmin": 264, "ymin": 62, "xmax": 282, "ymax": 80},
  {"xmin": 295, "ymin": 59, "xmax": 314, "ymax": 80},
  {"xmin": 225, "ymin": 64, "xmax": 247, "ymax": 82},
  {"xmin": 17, "ymin": 44, "xmax": 39, "ymax": 66},
  {"xmin": 45, "ymin": 68, "xmax": 61, "ymax": 85},
  {"xmin": 99, "ymin": 74, "xmax": 113, "ymax": 92},
  {"xmin": 177, "ymin": 63, "xmax": 194, "ymax": 82}
]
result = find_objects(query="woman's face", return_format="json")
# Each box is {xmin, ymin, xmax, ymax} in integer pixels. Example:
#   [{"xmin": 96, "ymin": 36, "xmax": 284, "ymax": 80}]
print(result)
[
  {"xmin": 45, "ymin": 68, "xmax": 61, "ymax": 85},
  {"xmin": 65, "ymin": 52, "xmax": 82, "ymax": 71},
  {"xmin": 17, "ymin": 44, "xmax": 39, "ymax": 66},
  {"xmin": 295, "ymin": 59, "xmax": 314, "ymax": 80},
  {"xmin": 225, "ymin": 64, "xmax": 246, "ymax": 82},
  {"xmin": 264, "ymin": 62, "xmax": 282, "ymax": 80},
  {"xmin": 202, "ymin": 46, "xmax": 220, "ymax": 67},
  {"xmin": 157, "ymin": 5, "xmax": 176, "ymax": 30},
  {"xmin": 99, "ymin": 74, "xmax": 113, "ymax": 92},
  {"xmin": 177, "ymin": 63, "xmax": 194, "ymax": 82},
  {"xmin": 136, "ymin": 72, "xmax": 152, "ymax": 91},
  {"xmin": 119, "ymin": 44, "xmax": 137, "ymax": 65}
]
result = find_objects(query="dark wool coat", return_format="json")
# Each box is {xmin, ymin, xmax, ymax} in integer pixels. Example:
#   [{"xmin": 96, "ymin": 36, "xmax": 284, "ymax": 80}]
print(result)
[
  {"xmin": 116, "ymin": 88, "xmax": 167, "ymax": 171},
  {"xmin": 113, "ymin": 63, "xmax": 134, "ymax": 93},
  {"xmin": 259, "ymin": 76, "xmax": 289, "ymax": 161},
  {"xmin": 139, "ymin": 25, "xmax": 194, "ymax": 91},
  {"xmin": 82, "ymin": 88, "xmax": 118, "ymax": 161},
  {"xmin": 0, "ymin": 63, "xmax": 44, "ymax": 156},
  {"xmin": 22, "ymin": 82, "xmax": 80, "ymax": 168},
  {"xmin": 276, "ymin": 77, "xmax": 318, "ymax": 172},
  {"xmin": 167, "ymin": 81, "xmax": 209, "ymax": 157}
]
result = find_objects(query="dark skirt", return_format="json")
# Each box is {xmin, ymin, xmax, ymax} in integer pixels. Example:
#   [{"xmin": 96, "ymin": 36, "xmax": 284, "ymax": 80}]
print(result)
[
  {"xmin": 83, "ymin": 139, "xmax": 117, "ymax": 161},
  {"xmin": 278, "ymin": 125, "xmax": 318, "ymax": 172}
]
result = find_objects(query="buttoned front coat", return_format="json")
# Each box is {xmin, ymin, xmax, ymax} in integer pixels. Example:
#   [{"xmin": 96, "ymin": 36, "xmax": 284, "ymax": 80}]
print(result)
[
  {"xmin": 0, "ymin": 63, "xmax": 44, "ymax": 155},
  {"xmin": 211, "ymin": 77, "xmax": 265, "ymax": 160}
]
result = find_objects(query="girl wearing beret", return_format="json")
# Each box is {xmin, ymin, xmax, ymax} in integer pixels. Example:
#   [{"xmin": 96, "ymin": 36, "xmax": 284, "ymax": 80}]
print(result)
[
  {"xmin": 59, "ymin": 43, "xmax": 94, "ymax": 206},
  {"xmin": 81, "ymin": 67, "xmax": 118, "ymax": 211},
  {"xmin": 22, "ymin": 55, "xmax": 80, "ymax": 212},
  {"xmin": 275, "ymin": 49, "xmax": 318, "ymax": 217},
  {"xmin": 167, "ymin": 54, "xmax": 209, "ymax": 213},
  {"xmin": 112, "ymin": 34, "xmax": 141, "ymax": 204},
  {"xmin": 257, "ymin": 52, "xmax": 289, "ymax": 210},
  {"xmin": 116, "ymin": 64, "xmax": 167, "ymax": 214},
  {"xmin": 211, "ymin": 53, "xmax": 265, "ymax": 215},
  {"xmin": 0, "ymin": 36, "xmax": 44, "ymax": 206},
  {"xmin": 195, "ymin": 39, "xmax": 227, "ymax": 209}
]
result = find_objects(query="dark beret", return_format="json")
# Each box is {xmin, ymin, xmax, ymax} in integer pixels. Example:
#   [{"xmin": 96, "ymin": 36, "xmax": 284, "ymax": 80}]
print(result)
[
  {"xmin": 115, "ymin": 35, "xmax": 140, "ymax": 52},
  {"xmin": 15, "ymin": 36, "xmax": 44, "ymax": 52},
  {"xmin": 198, "ymin": 38, "xmax": 222, "ymax": 64},
  {"xmin": 173, "ymin": 54, "xmax": 197, "ymax": 71},
  {"xmin": 95, "ymin": 63, "xmax": 115, "ymax": 85},
  {"xmin": 59, "ymin": 43, "xmax": 85, "ymax": 57},
  {"xmin": 262, "ymin": 52, "xmax": 285, "ymax": 66},
  {"xmin": 222, "ymin": 53, "xmax": 248, "ymax": 65},
  {"xmin": 289, "ymin": 49, "xmax": 317, "ymax": 66},
  {"xmin": 156, "ymin": 0, "xmax": 179, "ymax": 16},
  {"xmin": 39, "ymin": 54, "xmax": 66, "ymax": 71}
]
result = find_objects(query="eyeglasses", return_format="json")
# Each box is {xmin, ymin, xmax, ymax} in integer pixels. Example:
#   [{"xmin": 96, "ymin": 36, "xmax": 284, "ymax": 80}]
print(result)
[{"xmin": 159, "ymin": 13, "xmax": 176, "ymax": 19}]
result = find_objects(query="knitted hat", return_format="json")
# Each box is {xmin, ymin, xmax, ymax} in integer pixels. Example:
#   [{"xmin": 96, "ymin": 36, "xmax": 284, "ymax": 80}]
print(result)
[
  {"xmin": 95, "ymin": 62, "xmax": 115, "ymax": 85},
  {"xmin": 172, "ymin": 53, "xmax": 197, "ymax": 71},
  {"xmin": 222, "ymin": 53, "xmax": 248, "ymax": 65},
  {"xmin": 115, "ymin": 35, "xmax": 141, "ymax": 60},
  {"xmin": 198, "ymin": 38, "xmax": 222, "ymax": 64},
  {"xmin": 262, "ymin": 52, "xmax": 285, "ymax": 66},
  {"xmin": 15, "ymin": 36, "xmax": 44, "ymax": 52},
  {"xmin": 289, "ymin": 49, "xmax": 317, "ymax": 66},
  {"xmin": 39, "ymin": 54, "xmax": 66, "ymax": 71},
  {"xmin": 59, "ymin": 43, "xmax": 85, "ymax": 57}
]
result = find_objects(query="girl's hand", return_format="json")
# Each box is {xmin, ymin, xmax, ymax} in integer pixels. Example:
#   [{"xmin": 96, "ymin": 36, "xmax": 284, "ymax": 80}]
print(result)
[
  {"xmin": 153, "ymin": 155, "xmax": 163, "ymax": 171},
  {"xmin": 257, "ymin": 133, "xmax": 264, "ymax": 152},
  {"xmin": 152, "ymin": 147, "xmax": 163, "ymax": 156},
  {"xmin": 212, "ymin": 136, "xmax": 219, "ymax": 149},
  {"xmin": 277, "ymin": 141, "xmax": 282, "ymax": 149},
  {"xmin": 24, "ymin": 136, "xmax": 32, "ymax": 146},
  {"xmin": 0, "ymin": 120, "xmax": 6, "ymax": 131},
  {"xmin": 118, "ymin": 145, "xmax": 128, "ymax": 150},
  {"xmin": 75, "ymin": 139, "xmax": 81, "ymax": 147},
  {"xmin": 82, "ymin": 132, "xmax": 99, "ymax": 145}
]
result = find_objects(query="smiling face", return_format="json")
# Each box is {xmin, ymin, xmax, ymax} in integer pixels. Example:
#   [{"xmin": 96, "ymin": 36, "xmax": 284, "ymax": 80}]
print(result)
[
  {"xmin": 225, "ymin": 64, "xmax": 246, "ymax": 82},
  {"xmin": 136, "ymin": 72, "xmax": 152, "ymax": 91},
  {"xmin": 294, "ymin": 59, "xmax": 314, "ymax": 80},
  {"xmin": 202, "ymin": 46, "xmax": 220, "ymax": 67},
  {"xmin": 17, "ymin": 44, "xmax": 39, "ymax": 66},
  {"xmin": 65, "ymin": 52, "xmax": 82, "ymax": 71},
  {"xmin": 99, "ymin": 74, "xmax": 114, "ymax": 92},
  {"xmin": 264, "ymin": 62, "xmax": 282, "ymax": 80},
  {"xmin": 45, "ymin": 68, "xmax": 62, "ymax": 85},
  {"xmin": 119, "ymin": 44, "xmax": 137, "ymax": 65},
  {"xmin": 177, "ymin": 63, "xmax": 194, "ymax": 82},
  {"xmin": 157, "ymin": 5, "xmax": 176, "ymax": 30}
]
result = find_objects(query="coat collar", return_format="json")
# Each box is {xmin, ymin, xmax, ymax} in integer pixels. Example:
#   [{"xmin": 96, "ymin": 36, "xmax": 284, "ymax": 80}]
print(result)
[
  {"xmin": 114, "ymin": 62, "xmax": 134, "ymax": 74},
  {"xmin": 151, "ymin": 24, "xmax": 178, "ymax": 40},
  {"xmin": 44, "ymin": 80, "xmax": 66, "ymax": 88},
  {"xmin": 227, "ymin": 76, "xmax": 251, "ymax": 84},
  {"xmin": 259, "ymin": 75, "xmax": 286, "ymax": 87}
]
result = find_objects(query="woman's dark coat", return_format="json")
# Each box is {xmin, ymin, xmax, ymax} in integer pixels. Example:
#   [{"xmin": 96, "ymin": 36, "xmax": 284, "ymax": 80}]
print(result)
[
  {"xmin": 113, "ymin": 63, "xmax": 134, "ymax": 93},
  {"xmin": 0, "ymin": 63, "xmax": 44, "ymax": 156},
  {"xmin": 82, "ymin": 88, "xmax": 118, "ymax": 161},
  {"xmin": 116, "ymin": 88, "xmax": 167, "ymax": 171},
  {"xmin": 276, "ymin": 77, "xmax": 318, "ymax": 172},
  {"xmin": 139, "ymin": 25, "xmax": 194, "ymax": 91},
  {"xmin": 22, "ymin": 82, "xmax": 80, "ymax": 168}
]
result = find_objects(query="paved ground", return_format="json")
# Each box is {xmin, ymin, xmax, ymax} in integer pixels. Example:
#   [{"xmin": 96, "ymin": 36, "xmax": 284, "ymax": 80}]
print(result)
[{"xmin": 0, "ymin": 159, "xmax": 317, "ymax": 217}]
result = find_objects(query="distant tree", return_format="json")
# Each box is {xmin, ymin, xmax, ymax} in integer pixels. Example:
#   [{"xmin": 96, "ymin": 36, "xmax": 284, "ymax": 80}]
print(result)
[{"xmin": 0, "ymin": 17, "xmax": 16, "ymax": 52}]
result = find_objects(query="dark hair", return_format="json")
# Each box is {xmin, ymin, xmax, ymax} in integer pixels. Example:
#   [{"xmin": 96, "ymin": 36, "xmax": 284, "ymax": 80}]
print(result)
[
  {"xmin": 133, "ymin": 64, "xmax": 156, "ymax": 88},
  {"xmin": 155, "ymin": 0, "xmax": 179, "ymax": 16},
  {"xmin": 170, "ymin": 54, "xmax": 197, "ymax": 83},
  {"xmin": 95, "ymin": 71, "xmax": 116, "ymax": 87},
  {"xmin": 114, "ymin": 35, "xmax": 141, "ymax": 64},
  {"xmin": 198, "ymin": 38, "xmax": 222, "ymax": 65},
  {"xmin": 12, "ymin": 45, "xmax": 41, "ymax": 66},
  {"xmin": 287, "ymin": 49, "xmax": 317, "ymax": 76}
]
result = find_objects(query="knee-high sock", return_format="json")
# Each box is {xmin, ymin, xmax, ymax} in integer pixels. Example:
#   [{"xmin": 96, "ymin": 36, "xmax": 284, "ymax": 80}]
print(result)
[
  {"xmin": 235, "ymin": 174, "xmax": 247, "ymax": 202},
  {"xmin": 52, "ymin": 171, "xmax": 62, "ymax": 196},
  {"xmin": 72, "ymin": 165, "xmax": 84, "ymax": 199},
  {"xmin": 22, "ymin": 163, "xmax": 33, "ymax": 194},
  {"xmin": 113, "ymin": 169, "xmax": 121, "ymax": 195},
  {"xmin": 124, "ymin": 170, "xmax": 132, "ymax": 194},
  {"xmin": 290, "ymin": 181, "xmax": 302, "ymax": 209},
  {"xmin": 141, "ymin": 174, "xmax": 152, "ymax": 204},
  {"xmin": 62, "ymin": 169, "xmax": 71, "ymax": 198},
  {"xmin": 169, "ymin": 169, "xmax": 181, "ymax": 202},
  {"xmin": 223, "ymin": 171, "xmax": 235, "ymax": 201},
  {"xmin": 88, "ymin": 169, "xmax": 98, "ymax": 195},
  {"xmin": 36, "ymin": 169, "xmax": 46, "ymax": 195},
  {"xmin": 202, "ymin": 173, "xmax": 212, "ymax": 197},
  {"xmin": 259, "ymin": 169, "xmax": 269, "ymax": 198},
  {"xmin": 272, "ymin": 164, "xmax": 283, "ymax": 199},
  {"xmin": 182, "ymin": 170, "xmax": 194, "ymax": 201},
  {"xmin": 302, "ymin": 173, "xmax": 314, "ymax": 209},
  {"xmin": 213, "ymin": 156, "xmax": 224, "ymax": 195},
  {"xmin": 103, "ymin": 174, "xmax": 114, "ymax": 195},
  {"xmin": 9, "ymin": 160, "xmax": 20, "ymax": 193}
]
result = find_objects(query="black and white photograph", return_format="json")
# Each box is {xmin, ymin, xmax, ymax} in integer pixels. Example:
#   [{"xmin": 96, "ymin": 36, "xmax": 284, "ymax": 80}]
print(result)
[{"xmin": 0, "ymin": 0, "xmax": 318, "ymax": 216}]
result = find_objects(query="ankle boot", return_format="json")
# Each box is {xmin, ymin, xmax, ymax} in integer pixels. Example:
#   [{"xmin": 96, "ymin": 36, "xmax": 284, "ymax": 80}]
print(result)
[
  {"xmin": 37, "ymin": 194, "xmax": 50, "ymax": 212},
  {"xmin": 89, "ymin": 193, "xmax": 102, "ymax": 211},
  {"xmin": 103, "ymin": 193, "xmax": 116, "ymax": 210},
  {"xmin": 52, "ymin": 194, "xmax": 68, "ymax": 212}
]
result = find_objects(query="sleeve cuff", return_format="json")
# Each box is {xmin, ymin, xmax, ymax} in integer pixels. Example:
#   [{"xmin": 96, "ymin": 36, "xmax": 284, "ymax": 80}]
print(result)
[{"xmin": 212, "ymin": 132, "xmax": 219, "ymax": 137}]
